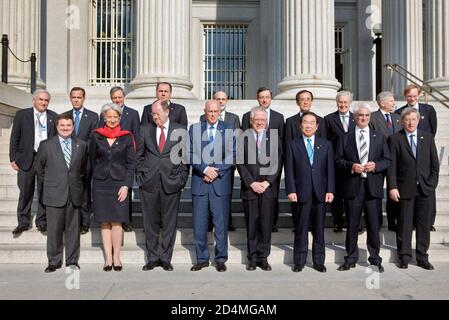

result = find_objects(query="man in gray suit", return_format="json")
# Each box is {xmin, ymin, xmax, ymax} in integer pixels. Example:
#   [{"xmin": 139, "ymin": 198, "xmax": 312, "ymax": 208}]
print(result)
[
  {"xmin": 200, "ymin": 91, "xmax": 240, "ymax": 231},
  {"xmin": 370, "ymin": 91, "xmax": 403, "ymax": 231},
  {"xmin": 36, "ymin": 113, "xmax": 88, "ymax": 273}
]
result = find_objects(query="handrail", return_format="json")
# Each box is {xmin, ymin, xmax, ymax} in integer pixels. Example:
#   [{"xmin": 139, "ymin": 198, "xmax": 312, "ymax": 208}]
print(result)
[{"xmin": 384, "ymin": 63, "xmax": 449, "ymax": 109}]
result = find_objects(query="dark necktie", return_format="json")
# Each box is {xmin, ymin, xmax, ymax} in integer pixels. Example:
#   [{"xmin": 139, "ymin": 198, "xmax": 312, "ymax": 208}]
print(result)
[{"xmin": 385, "ymin": 113, "xmax": 394, "ymax": 134}]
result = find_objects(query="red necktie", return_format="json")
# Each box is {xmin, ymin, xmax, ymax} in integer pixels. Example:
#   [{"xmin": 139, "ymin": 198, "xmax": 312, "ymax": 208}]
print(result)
[{"xmin": 159, "ymin": 126, "xmax": 166, "ymax": 153}]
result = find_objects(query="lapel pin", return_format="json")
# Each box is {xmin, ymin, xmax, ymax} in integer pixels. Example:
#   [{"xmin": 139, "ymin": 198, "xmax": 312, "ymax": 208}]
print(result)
[
  {"xmin": 421, "ymin": 116, "xmax": 425, "ymax": 120},
  {"xmin": 420, "ymin": 136, "xmax": 424, "ymax": 140}
]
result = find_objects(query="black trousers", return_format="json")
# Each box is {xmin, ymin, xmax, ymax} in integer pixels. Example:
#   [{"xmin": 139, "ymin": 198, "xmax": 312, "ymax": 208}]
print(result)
[
  {"xmin": 16, "ymin": 157, "xmax": 46, "ymax": 228},
  {"xmin": 243, "ymin": 195, "xmax": 274, "ymax": 263},
  {"xmin": 344, "ymin": 181, "xmax": 382, "ymax": 265},
  {"xmin": 80, "ymin": 170, "xmax": 92, "ymax": 228},
  {"xmin": 331, "ymin": 194, "xmax": 346, "ymax": 227},
  {"xmin": 140, "ymin": 184, "xmax": 181, "ymax": 264},
  {"xmin": 397, "ymin": 185, "xmax": 431, "ymax": 264},
  {"xmin": 46, "ymin": 199, "xmax": 80, "ymax": 266},
  {"xmin": 429, "ymin": 190, "xmax": 437, "ymax": 226},
  {"xmin": 292, "ymin": 193, "xmax": 326, "ymax": 267}
]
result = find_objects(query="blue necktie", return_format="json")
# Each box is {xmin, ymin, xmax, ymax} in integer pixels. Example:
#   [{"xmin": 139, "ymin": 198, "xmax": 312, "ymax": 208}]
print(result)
[
  {"xmin": 63, "ymin": 140, "xmax": 71, "ymax": 168},
  {"xmin": 74, "ymin": 110, "xmax": 81, "ymax": 135},
  {"xmin": 306, "ymin": 138, "xmax": 314, "ymax": 165},
  {"xmin": 209, "ymin": 125, "xmax": 215, "ymax": 157},
  {"xmin": 409, "ymin": 134, "xmax": 417, "ymax": 158}
]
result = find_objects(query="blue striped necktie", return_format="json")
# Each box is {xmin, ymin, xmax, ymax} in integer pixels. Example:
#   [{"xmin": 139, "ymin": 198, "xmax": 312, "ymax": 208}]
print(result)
[{"xmin": 63, "ymin": 140, "xmax": 71, "ymax": 168}]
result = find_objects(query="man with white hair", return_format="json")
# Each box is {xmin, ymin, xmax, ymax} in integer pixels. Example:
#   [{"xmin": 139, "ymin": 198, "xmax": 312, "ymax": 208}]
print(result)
[{"xmin": 335, "ymin": 103, "xmax": 391, "ymax": 272}]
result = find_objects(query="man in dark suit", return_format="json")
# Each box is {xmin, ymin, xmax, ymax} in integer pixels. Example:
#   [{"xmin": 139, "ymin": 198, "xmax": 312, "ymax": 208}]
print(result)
[
  {"xmin": 284, "ymin": 90, "xmax": 326, "ymax": 144},
  {"xmin": 64, "ymin": 87, "xmax": 99, "ymax": 234},
  {"xmin": 395, "ymin": 84, "xmax": 438, "ymax": 231},
  {"xmin": 336, "ymin": 103, "xmax": 391, "ymax": 273},
  {"xmin": 285, "ymin": 112, "xmax": 335, "ymax": 273},
  {"xmin": 242, "ymin": 87, "xmax": 284, "ymax": 232},
  {"xmin": 324, "ymin": 91, "xmax": 356, "ymax": 233},
  {"xmin": 9, "ymin": 89, "xmax": 57, "ymax": 235},
  {"xmin": 35, "ymin": 113, "xmax": 88, "ymax": 273},
  {"xmin": 370, "ymin": 91, "xmax": 403, "ymax": 231},
  {"xmin": 189, "ymin": 100, "xmax": 235, "ymax": 272},
  {"xmin": 136, "ymin": 100, "xmax": 189, "ymax": 272},
  {"xmin": 98, "ymin": 86, "xmax": 140, "ymax": 232},
  {"xmin": 237, "ymin": 107, "xmax": 282, "ymax": 271},
  {"xmin": 388, "ymin": 108, "xmax": 439, "ymax": 270},
  {"xmin": 201, "ymin": 91, "xmax": 240, "ymax": 231},
  {"xmin": 141, "ymin": 82, "xmax": 188, "ymax": 129}
]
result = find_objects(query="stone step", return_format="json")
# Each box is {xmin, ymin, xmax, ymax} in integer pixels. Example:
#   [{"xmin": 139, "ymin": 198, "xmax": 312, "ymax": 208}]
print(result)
[
  {"xmin": 1, "ymin": 227, "xmax": 448, "ymax": 246},
  {"xmin": 1, "ymin": 243, "xmax": 449, "ymax": 264}
]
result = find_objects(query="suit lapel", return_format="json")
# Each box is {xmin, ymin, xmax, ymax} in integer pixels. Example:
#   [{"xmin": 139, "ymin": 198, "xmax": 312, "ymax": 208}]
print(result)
[
  {"xmin": 78, "ymin": 112, "xmax": 90, "ymax": 136},
  {"xmin": 333, "ymin": 112, "xmax": 345, "ymax": 133},
  {"xmin": 348, "ymin": 132, "xmax": 360, "ymax": 162},
  {"xmin": 368, "ymin": 132, "xmax": 377, "ymax": 161},
  {"xmin": 70, "ymin": 138, "xmax": 81, "ymax": 169},
  {"xmin": 416, "ymin": 130, "xmax": 425, "ymax": 163},
  {"xmin": 297, "ymin": 138, "xmax": 312, "ymax": 167},
  {"xmin": 376, "ymin": 111, "xmax": 389, "ymax": 134},
  {"xmin": 400, "ymin": 131, "xmax": 416, "ymax": 160},
  {"xmin": 312, "ymin": 138, "xmax": 323, "ymax": 168},
  {"xmin": 53, "ymin": 137, "xmax": 69, "ymax": 170}
]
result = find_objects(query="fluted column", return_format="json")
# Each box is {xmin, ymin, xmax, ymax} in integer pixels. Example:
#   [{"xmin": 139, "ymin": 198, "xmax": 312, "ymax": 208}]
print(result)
[
  {"xmin": 382, "ymin": 0, "xmax": 423, "ymax": 98},
  {"xmin": 0, "ymin": 0, "xmax": 42, "ymax": 91},
  {"xmin": 425, "ymin": 0, "xmax": 449, "ymax": 95},
  {"xmin": 276, "ymin": 0, "xmax": 341, "ymax": 100},
  {"xmin": 128, "ymin": 0, "xmax": 195, "ymax": 99}
]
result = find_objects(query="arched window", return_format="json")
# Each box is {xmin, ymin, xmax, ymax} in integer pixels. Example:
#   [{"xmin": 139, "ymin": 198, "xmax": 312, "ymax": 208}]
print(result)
[{"xmin": 89, "ymin": 0, "xmax": 134, "ymax": 85}]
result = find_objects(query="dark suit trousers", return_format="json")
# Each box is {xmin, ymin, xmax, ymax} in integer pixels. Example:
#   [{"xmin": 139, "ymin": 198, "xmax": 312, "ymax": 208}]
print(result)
[
  {"xmin": 192, "ymin": 187, "xmax": 230, "ymax": 264},
  {"xmin": 345, "ymin": 181, "xmax": 382, "ymax": 265},
  {"xmin": 140, "ymin": 185, "xmax": 180, "ymax": 263},
  {"xmin": 243, "ymin": 195, "xmax": 274, "ymax": 263},
  {"xmin": 80, "ymin": 170, "xmax": 92, "ymax": 228},
  {"xmin": 46, "ymin": 200, "xmax": 80, "ymax": 266},
  {"xmin": 430, "ymin": 190, "xmax": 437, "ymax": 226},
  {"xmin": 397, "ymin": 185, "xmax": 431, "ymax": 264},
  {"xmin": 17, "ymin": 158, "xmax": 46, "ymax": 228},
  {"xmin": 208, "ymin": 168, "xmax": 235, "ymax": 229},
  {"xmin": 293, "ymin": 194, "xmax": 326, "ymax": 266}
]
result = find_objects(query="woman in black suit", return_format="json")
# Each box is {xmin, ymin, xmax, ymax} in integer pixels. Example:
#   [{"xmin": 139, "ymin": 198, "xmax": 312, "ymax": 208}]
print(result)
[{"xmin": 90, "ymin": 103, "xmax": 136, "ymax": 271}]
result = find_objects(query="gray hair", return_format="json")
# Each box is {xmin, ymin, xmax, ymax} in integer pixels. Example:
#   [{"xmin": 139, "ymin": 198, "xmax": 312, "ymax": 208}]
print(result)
[
  {"xmin": 377, "ymin": 91, "xmax": 394, "ymax": 103},
  {"xmin": 250, "ymin": 106, "xmax": 268, "ymax": 120},
  {"xmin": 33, "ymin": 89, "xmax": 51, "ymax": 101},
  {"xmin": 336, "ymin": 91, "xmax": 353, "ymax": 103},
  {"xmin": 101, "ymin": 103, "xmax": 122, "ymax": 117},
  {"xmin": 353, "ymin": 102, "xmax": 372, "ymax": 115},
  {"xmin": 400, "ymin": 107, "xmax": 421, "ymax": 122}
]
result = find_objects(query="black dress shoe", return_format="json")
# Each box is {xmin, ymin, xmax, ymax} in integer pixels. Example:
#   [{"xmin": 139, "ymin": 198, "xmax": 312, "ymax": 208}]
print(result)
[
  {"xmin": 337, "ymin": 262, "xmax": 356, "ymax": 271},
  {"xmin": 190, "ymin": 262, "xmax": 210, "ymax": 271},
  {"xmin": 161, "ymin": 262, "xmax": 174, "ymax": 271},
  {"xmin": 333, "ymin": 225, "xmax": 343, "ymax": 233},
  {"xmin": 358, "ymin": 227, "xmax": 365, "ymax": 235},
  {"xmin": 246, "ymin": 262, "xmax": 257, "ymax": 271},
  {"xmin": 258, "ymin": 261, "xmax": 272, "ymax": 271},
  {"xmin": 397, "ymin": 261, "xmax": 408, "ymax": 269},
  {"xmin": 12, "ymin": 225, "xmax": 29, "ymax": 236},
  {"xmin": 80, "ymin": 226, "xmax": 90, "ymax": 235},
  {"xmin": 216, "ymin": 263, "xmax": 227, "ymax": 272},
  {"xmin": 371, "ymin": 263, "xmax": 384, "ymax": 273},
  {"xmin": 142, "ymin": 260, "xmax": 160, "ymax": 271},
  {"xmin": 66, "ymin": 263, "xmax": 80, "ymax": 270},
  {"xmin": 122, "ymin": 223, "xmax": 133, "ymax": 232},
  {"xmin": 228, "ymin": 224, "xmax": 236, "ymax": 231},
  {"xmin": 113, "ymin": 262, "xmax": 123, "ymax": 272},
  {"xmin": 103, "ymin": 264, "xmax": 113, "ymax": 272},
  {"xmin": 292, "ymin": 265, "xmax": 304, "ymax": 272},
  {"xmin": 313, "ymin": 264, "xmax": 327, "ymax": 273},
  {"xmin": 36, "ymin": 225, "xmax": 47, "ymax": 233},
  {"xmin": 430, "ymin": 226, "xmax": 436, "ymax": 232},
  {"xmin": 417, "ymin": 261, "xmax": 434, "ymax": 270},
  {"xmin": 45, "ymin": 264, "xmax": 62, "ymax": 273},
  {"xmin": 272, "ymin": 226, "xmax": 279, "ymax": 233},
  {"xmin": 388, "ymin": 225, "xmax": 398, "ymax": 232}
]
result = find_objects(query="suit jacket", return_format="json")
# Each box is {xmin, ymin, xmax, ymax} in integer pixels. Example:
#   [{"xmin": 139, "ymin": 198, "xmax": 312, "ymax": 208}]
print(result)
[
  {"xmin": 369, "ymin": 109, "xmax": 402, "ymax": 138},
  {"xmin": 237, "ymin": 129, "xmax": 282, "ymax": 200},
  {"xmin": 141, "ymin": 102, "xmax": 188, "ymax": 129},
  {"xmin": 395, "ymin": 103, "xmax": 437, "ymax": 136},
  {"xmin": 89, "ymin": 132, "xmax": 136, "ymax": 188},
  {"xmin": 387, "ymin": 129, "xmax": 439, "ymax": 199},
  {"xmin": 64, "ymin": 108, "xmax": 99, "ymax": 143},
  {"xmin": 35, "ymin": 136, "xmax": 88, "ymax": 207},
  {"xmin": 335, "ymin": 129, "xmax": 391, "ymax": 199},
  {"xmin": 189, "ymin": 121, "xmax": 235, "ymax": 197},
  {"xmin": 324, "ymin": 111, "xmax": 356, "ymax": 150},
  {"xmin": 242, "ymin": 108, "xmax": 285, "ymax": 152},
  {"xmin": 136, "ymin": 122, "xmax": 189, "ymax": 194},
  {"xmin": 9, "ymin": 108, "xmax": 57, "ymax": 171},
  {"xmin": 99, "ymin": 105, "xmax": 140, "ymax": 136},
  {"xmin": 284, "ymin": 112, "xmax": 326, "ymax": 145},
  {"xmin": 200, "ymin": 111, "xmax": 241, "ymax": 129},
  {"xmin": 285, "ymin": 136, "xmax": 335, "ymax": 202}
]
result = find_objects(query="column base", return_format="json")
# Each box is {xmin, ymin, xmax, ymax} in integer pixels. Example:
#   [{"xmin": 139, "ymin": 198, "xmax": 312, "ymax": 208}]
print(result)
[
  {"xmin": 7, "ymin": 75, "xmax": 46, "ymax": 92},
  {"xmin": 276, "ymin": 75, "xmax": 341, "ymax": 100},
  {"xmin": 127, "ymin": 75, "xmax": 197, "ymax": 100},
  {"xmin": 426, "ymin": 78, "xmax": 449, "ymax": 101}
]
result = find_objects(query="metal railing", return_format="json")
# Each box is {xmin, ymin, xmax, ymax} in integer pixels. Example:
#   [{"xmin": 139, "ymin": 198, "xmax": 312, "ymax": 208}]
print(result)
[
  {"xmin": 1, "ymin": 34, "xmax": 37, "ymax": 93},
  {"xmin": 385, "ymin": 63, "xmax": 449, "ymax": 109}
]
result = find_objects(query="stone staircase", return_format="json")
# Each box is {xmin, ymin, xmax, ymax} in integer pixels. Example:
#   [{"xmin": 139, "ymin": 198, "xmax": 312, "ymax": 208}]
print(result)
[{"xmin": 0, "ymin": 102, "xmax": 448, "ymax": 265}]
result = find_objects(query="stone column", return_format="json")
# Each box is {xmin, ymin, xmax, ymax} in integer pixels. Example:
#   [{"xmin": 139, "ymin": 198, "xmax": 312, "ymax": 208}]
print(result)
[
  {"xmin": 382, "ymin": 0, "xmax": 423, "ymax": 98},
  {"xmin": 425, "ymin": 0, "xmax": 449, "ymax": 95},
  {"xmin": 0, "ymin": 0, "xmax": 42, "ymax": 91},
  {"xmin": 128, "ymin": 0, "xmax": 195, "ymax": 99},
  {"xmin": 276, "ymin": 0, "xmax": 341, "ymax": 100}
]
